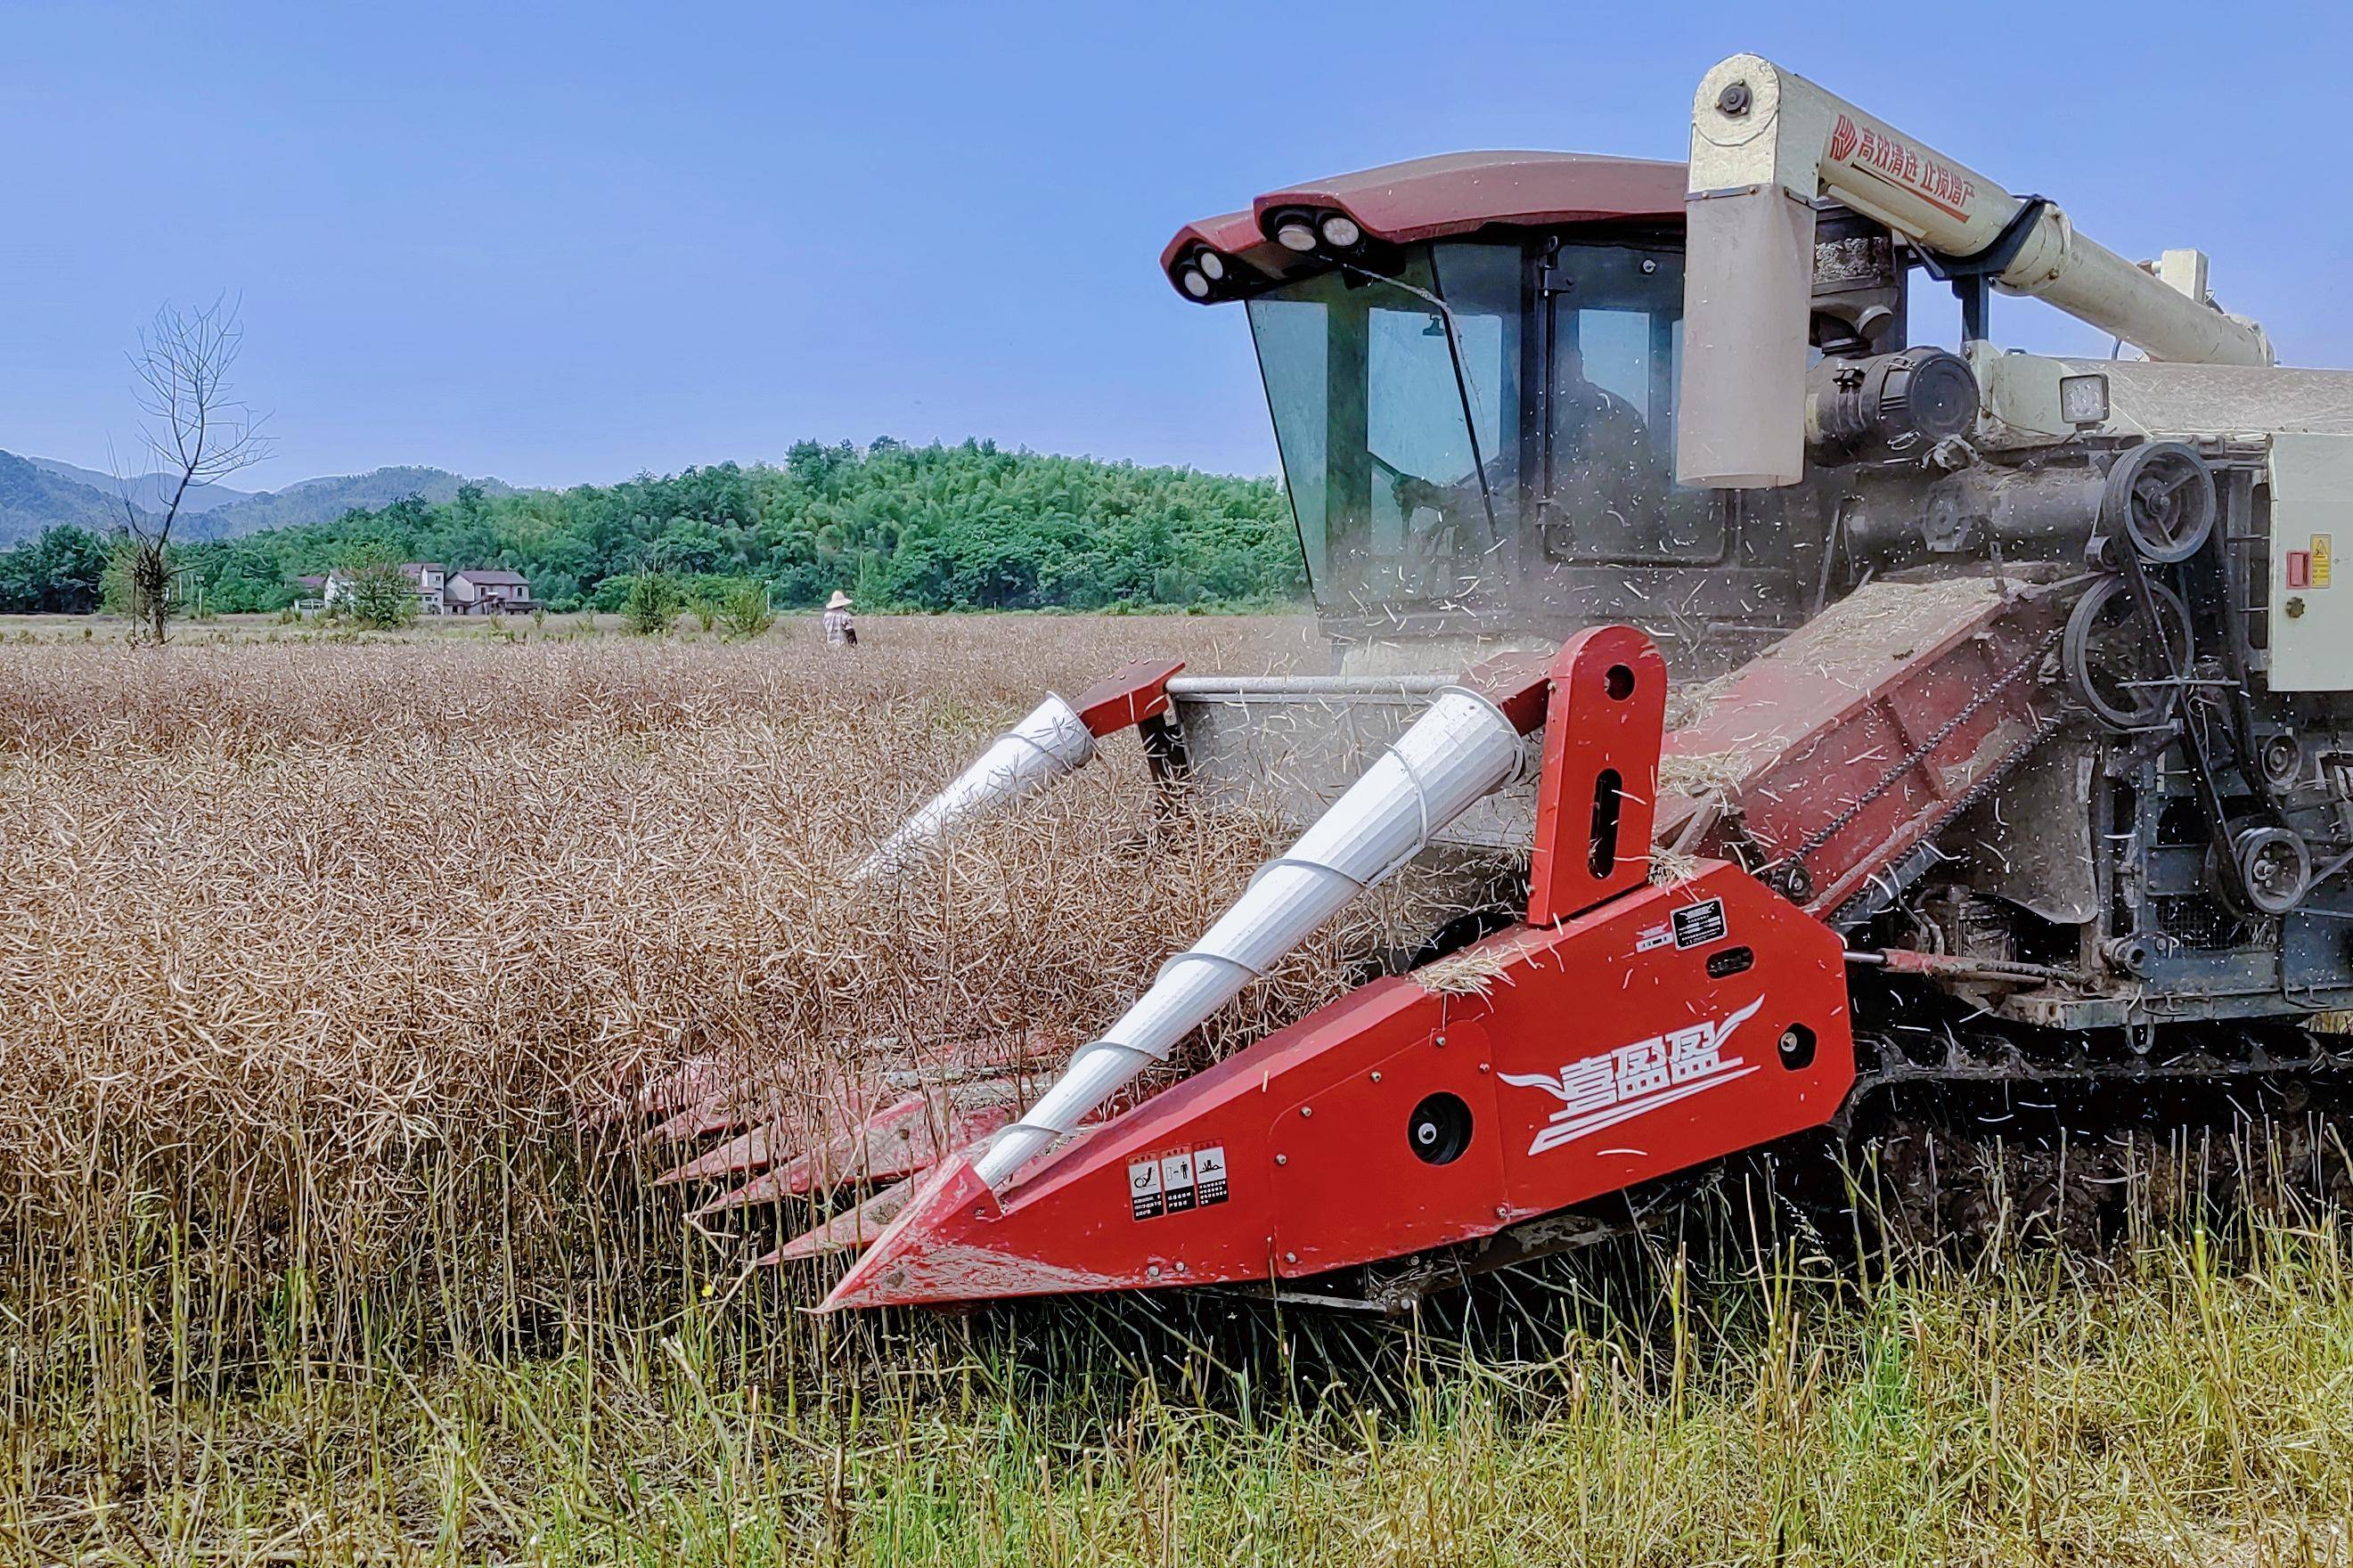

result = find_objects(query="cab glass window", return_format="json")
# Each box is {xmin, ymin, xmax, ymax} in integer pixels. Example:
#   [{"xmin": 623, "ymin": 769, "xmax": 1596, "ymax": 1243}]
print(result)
[
  {"xmin": 1248, "ymin": 243, "xmax": 1520, "ymax": 612},
  {"xmin": 1541, "ymin": 245, "xmax": 1727, "ymax": 565}
]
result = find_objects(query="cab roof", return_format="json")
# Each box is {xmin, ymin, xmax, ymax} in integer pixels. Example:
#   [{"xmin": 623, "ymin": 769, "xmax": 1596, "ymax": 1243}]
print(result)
[{"xmin": 1161, "ymin": 151, "xmax": 1687, "ymax": 302}]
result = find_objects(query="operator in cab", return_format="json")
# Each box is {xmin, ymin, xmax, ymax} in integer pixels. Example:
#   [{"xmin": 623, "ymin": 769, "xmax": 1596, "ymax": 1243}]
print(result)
[
  {"xmin": 1546, "ymin": 342, "xmax": 1663, "ymax": 552},
  {"xmin": 1390, "ymin": 341, "xmax": 1660, "ymax": 558}
]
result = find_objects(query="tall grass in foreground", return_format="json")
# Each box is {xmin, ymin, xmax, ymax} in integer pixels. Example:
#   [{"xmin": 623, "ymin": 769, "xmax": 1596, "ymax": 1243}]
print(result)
[
  {"xmin": 13, "ymin": 1181, "xmax": 2353, "ymax": 1565},
  {"xmin": 4, "ymin": 619, "xmax": 2353, "ymax": 1564}
]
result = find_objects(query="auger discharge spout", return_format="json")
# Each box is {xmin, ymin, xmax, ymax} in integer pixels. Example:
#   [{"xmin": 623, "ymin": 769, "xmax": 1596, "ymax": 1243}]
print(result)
[{"xmin": 970, "ymin": 676, "xmax": 1538, "ymax": 1191}]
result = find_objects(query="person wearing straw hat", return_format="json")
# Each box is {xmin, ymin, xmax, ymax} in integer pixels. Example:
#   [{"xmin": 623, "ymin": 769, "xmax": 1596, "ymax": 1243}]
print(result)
[{"xmin": 822, "ymin": 590, "xmax": 858, "ymax": 647}]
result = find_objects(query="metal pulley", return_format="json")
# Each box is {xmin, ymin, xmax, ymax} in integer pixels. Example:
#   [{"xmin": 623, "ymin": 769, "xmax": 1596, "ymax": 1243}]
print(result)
[
  {"xmin": 2096, "ymin": 441, "xmax": 2217, "ymax": 567},
  {"xmin": 2223, "ymin": 824, "xmax": 2313, "ymax": 917},
  {"xmin": 2062, "ymin": 575, "xmax": 2194, "ymax": 731},
  {"xmin": 2063, "ymin": 443, "xmax": 2218, "ymax": 730}
]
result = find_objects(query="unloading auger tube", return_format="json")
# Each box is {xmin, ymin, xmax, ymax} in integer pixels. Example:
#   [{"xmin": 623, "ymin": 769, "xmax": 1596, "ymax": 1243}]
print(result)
[
  {"xmin": 1677, "ymin": 52, "xmax": 2273, "ymax": 487},
  {"xmin": 970, "ymin": 669, "xmax": 1541, "ymax": 1190}
]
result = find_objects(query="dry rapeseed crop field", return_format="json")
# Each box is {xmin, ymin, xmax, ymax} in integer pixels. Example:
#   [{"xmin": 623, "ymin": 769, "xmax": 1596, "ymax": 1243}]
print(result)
[{"xmin": 6, "ymin": 613, "xmax": 2353, "ymax": 1566}]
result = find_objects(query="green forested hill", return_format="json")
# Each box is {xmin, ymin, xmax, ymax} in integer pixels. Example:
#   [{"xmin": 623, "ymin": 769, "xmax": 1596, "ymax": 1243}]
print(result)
[
  {"xmin": 26, "ymin": 455, "xmax": 250, "ymax": 519},
  {"xmin": 0, "ymin": 438, "xmax": 1301, "ymax": 614}
]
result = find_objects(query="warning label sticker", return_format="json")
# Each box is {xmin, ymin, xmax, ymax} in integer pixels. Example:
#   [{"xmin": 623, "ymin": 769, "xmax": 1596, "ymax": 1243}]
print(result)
[
  {"xmin": 1159, "ymin": 1150, "xmax": 1197, "ymax": 1213},
  {"xmin": 1127, "ymin": 1145, "xmax": 1229, "ymax": 1220},
  {"xmin": 1128, "ymin": 1158, "xmax": 1164, "ymax": 1221},
  {"xmin": 1194, "ymin": 1145, "xmax": 1229, "ymax": 1205},
  {"xmin": 1671, "ymin": 898, "xmax": 1728, "ymax": 950},
  {"xmin": 2315, "ymin": 534, "xmax": 2334, "ymax": 588}
]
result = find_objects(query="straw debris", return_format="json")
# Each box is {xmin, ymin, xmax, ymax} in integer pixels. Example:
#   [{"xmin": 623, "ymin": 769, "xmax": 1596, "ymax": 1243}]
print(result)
[{"xmin": 1412, "ymin": 943, "xmax": 1519, "ymax": 998}]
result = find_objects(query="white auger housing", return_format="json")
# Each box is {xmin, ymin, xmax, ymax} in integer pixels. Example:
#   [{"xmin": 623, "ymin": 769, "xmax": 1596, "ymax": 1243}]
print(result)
[
  {"xmin": 970, "ymin": 683, "xmax": 1530, "ymax": 1190},
  {"xmin": 1678, "ymin": 53, "xmax": 2273, "ymax": 488},
  {"xmin": 851, "ymin": 695, "xmax": 1097, "ymax": 882}
]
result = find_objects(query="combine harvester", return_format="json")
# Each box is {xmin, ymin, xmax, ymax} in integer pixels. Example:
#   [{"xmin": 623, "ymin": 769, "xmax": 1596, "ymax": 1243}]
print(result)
[{"xmin": 655, "ymin": 54, "xmax": 2353, "ymax": 1311}]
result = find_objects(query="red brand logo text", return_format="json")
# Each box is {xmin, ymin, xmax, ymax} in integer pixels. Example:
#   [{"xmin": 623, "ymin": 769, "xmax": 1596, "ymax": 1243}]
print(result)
[{"xmin": 1829, "ymin": 113, "xmax": 1977, "ymax": 223}]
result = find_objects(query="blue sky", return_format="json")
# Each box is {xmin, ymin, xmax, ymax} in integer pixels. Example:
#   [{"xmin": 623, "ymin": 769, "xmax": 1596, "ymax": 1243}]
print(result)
[{"xmin": 5, "ymin": 1, "xmax": 2347, "ymax": 489}]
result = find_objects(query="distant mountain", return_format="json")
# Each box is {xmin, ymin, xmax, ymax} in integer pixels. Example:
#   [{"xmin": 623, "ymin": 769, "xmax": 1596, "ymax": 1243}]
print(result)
[
  {"xmin": 184, "ymin": 467, "xmax": 517, "ymax": 538},
  {"xmin": 0, "ymin": 452, "xmax": 518, "ymax": 544},
  {"xmin": 25, "ymin": 455, "xmax": 250, "ymax": 517},
  {"xmin": 0, "ymin": 451, "xmax": 128, "ymax": 544}
]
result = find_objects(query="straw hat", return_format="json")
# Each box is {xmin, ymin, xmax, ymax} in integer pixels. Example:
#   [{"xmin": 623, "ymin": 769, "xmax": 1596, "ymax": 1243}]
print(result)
[{"xmin": 826, "ymin": 591, "xmax": 853, "ymax": 609}]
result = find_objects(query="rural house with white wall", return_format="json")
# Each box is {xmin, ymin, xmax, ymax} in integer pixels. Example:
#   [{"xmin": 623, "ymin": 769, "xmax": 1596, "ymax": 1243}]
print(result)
[
  {"xmin": 445, "ymin": 569, "xmax": 538, "ymax": 615},
  {"xmin": 316, "ymin": 562, "xmax": 450, "ymax": 615},
  {"xmin": 303, "ymin": 563, "xmax": 537, "ymax": 616}
]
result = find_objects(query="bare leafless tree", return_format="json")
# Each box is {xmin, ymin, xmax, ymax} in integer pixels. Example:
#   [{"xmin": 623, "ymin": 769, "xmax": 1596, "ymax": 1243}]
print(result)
[{"xmin": 110, "ymin": 296, "xmax": 273, "ymax": 643}]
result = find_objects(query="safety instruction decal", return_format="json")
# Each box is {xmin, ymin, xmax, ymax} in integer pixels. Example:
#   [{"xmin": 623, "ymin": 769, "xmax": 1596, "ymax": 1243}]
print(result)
[
  {"xmin": 1128, "ymin": 1156, "xmax": 1163, "ymax": 1219},
  {"xmin": 2316, "ymin": 535, "xmax": 2334, "ymax": 589},
  {"xmin": 1129, "ymin": 1144, "xmax": 1228, "ymax": 1221},
  {"xmin": 1195, "ymin": 1145, "xmax": 1229, "ymax": 1204},
  {"xmin": 1159, "ymin": 1150, "xmax": 1197, "ymax": 1214}
]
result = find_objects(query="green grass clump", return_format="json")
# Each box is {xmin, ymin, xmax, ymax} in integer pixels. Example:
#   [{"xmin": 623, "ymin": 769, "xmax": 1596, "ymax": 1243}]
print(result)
[{"xmin": 12, "ymin": 1211, "xmax": 2353, "ymax": 1565}]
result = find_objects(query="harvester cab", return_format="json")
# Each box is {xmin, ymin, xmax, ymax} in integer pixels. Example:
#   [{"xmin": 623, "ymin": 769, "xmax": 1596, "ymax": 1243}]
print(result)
[
  {"xmin": 646, "ymin": 55, "xmax": 2353, "ymax": 1312},
  {"xmin": 1171, "ymin": 151, "xmax": 1808, "ymax": 682}
]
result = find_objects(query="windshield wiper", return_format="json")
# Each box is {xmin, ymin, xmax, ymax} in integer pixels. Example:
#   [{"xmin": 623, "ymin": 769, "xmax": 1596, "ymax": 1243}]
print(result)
[{"xmin": 1337, "ymin": 263, "xmax": 1500, "ymax": 556}]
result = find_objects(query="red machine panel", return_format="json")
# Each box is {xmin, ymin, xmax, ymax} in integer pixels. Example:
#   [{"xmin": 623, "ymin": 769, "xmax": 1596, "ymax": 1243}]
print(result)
[
  {"xmin": 1528, "ymin": 625, "xmax": 1668, "ymax": 924},
  {"xmin": 1252, "ymin": 863, "xmax": 1850, "ymax": 1279},
  {"xmin": 1655, "ymin": 583, "xmax": 2059, "ymax": 915},
  {"xmin": 1270, "ymin": 1021, "xmax": 1507, "ymax": 1275},
  {"xmin": 821, "ymin": 863, "xmax": 1852, "ymax": 1306},
  {"xmin": 1487, "ymin": 866, "xmax": 1850, "ymax": 1221}
]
